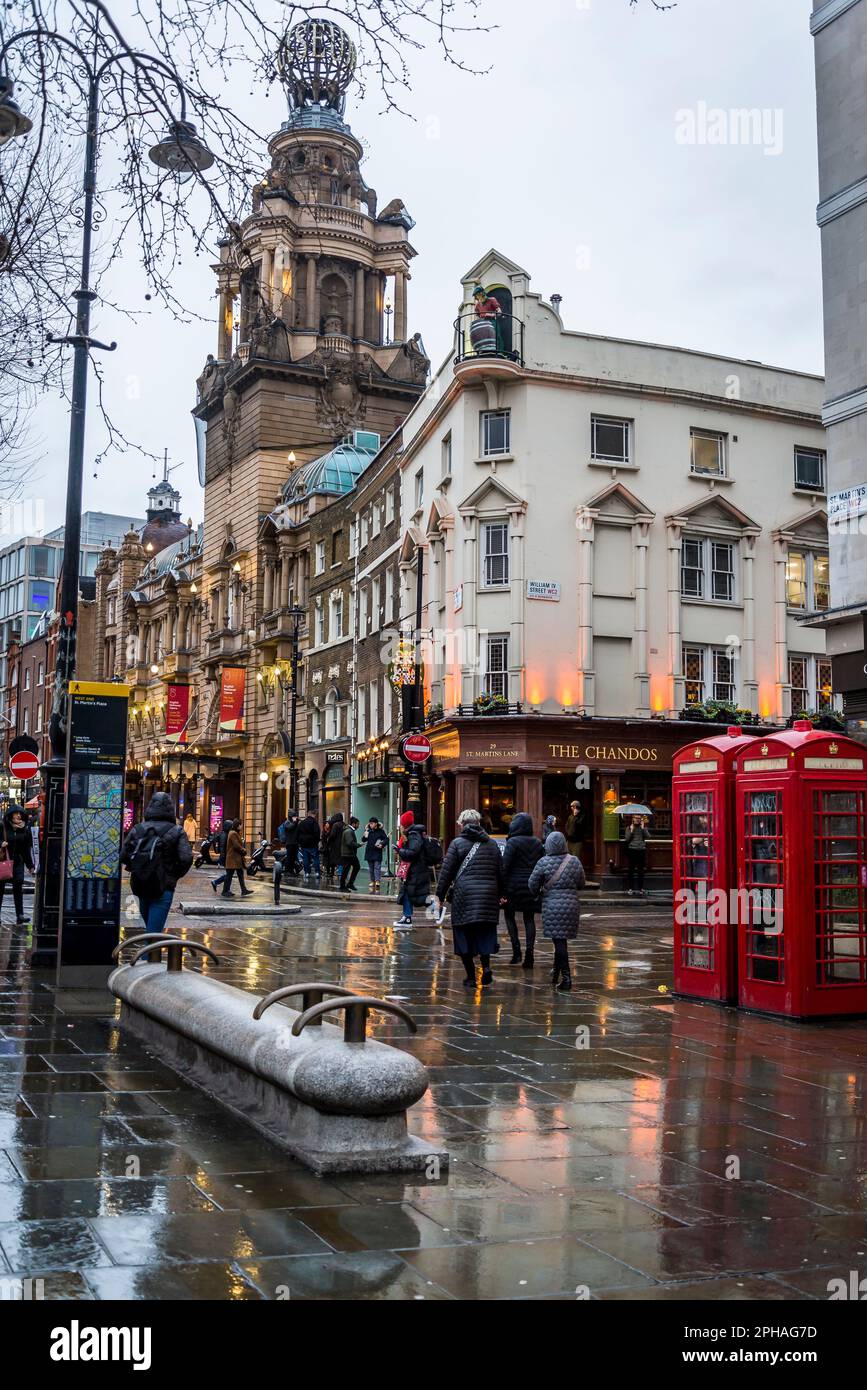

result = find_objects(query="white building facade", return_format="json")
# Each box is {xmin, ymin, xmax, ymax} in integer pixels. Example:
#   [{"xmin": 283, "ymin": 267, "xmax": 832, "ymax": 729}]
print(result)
[{"xmin": 396, "ymin": 251, "xmax": 831, "ymax": 885}]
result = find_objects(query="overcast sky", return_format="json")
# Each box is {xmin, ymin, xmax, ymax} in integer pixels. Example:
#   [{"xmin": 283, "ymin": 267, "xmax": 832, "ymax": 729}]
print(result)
[{"xmin": 33, "ymin": 0, "xmax": 821, "ymax": 536}]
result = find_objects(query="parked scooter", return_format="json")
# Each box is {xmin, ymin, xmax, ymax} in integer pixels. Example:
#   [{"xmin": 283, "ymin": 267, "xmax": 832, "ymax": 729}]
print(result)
[{"xmin": 246, "ymin": 838, "xmax": 272, "ymax": 878}]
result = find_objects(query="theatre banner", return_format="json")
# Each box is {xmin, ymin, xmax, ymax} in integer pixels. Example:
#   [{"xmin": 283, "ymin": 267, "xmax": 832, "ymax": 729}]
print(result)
[
  {"xmin": 165, "ymin": 684, "xmax": 191, "ymax": 745},
  {"xmin": 219, "ymin": 667, "xmax": 246, "ymax": 733}
]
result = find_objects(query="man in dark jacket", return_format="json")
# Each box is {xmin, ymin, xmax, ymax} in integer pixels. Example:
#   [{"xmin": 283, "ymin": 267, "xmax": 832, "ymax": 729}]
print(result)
[
  {"xmin": 297, "ymin": 813, "xmax": 321, "ymax": 879},
  {"xmin": 433, "ymin": 809, "xmax": 505, "ymax": 987},
  {"xmin": 501, "ymin": 811, "xmax": 544, "ymax": 969},
  {"xmin": 0, "ymin": 803, "xmax": 35, "ymax": 925},
  {"xmin": 277, "ymin": 810, "xmax": 301, "ymax": 875},
  {"xmin": 120, "ymin": 792, "xmax": 193, "ymax": 933},
  {"xmin": 338, "ymin": 816, "xmax": 361, "ymax": 892},
  {"xmin": 362, "ymin": 818, "xmax": 389, "ymax": 894},
  {"xmin": 325, "ymin": 813, "xmax": 345, "ymax": 884}
]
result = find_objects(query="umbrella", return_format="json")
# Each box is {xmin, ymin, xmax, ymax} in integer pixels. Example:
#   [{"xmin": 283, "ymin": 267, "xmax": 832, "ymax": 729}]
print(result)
[{"xmin": 612, "ymin": 803, "xmax": 653, "ymax": 817}]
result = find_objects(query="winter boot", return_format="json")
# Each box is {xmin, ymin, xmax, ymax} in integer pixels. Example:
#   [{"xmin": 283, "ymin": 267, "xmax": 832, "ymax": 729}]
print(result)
[
  {"xmin": 522, "ymin": 950, "xmax": 535, "ymax": 970},
  {"xmin": 550, "ymin": 961, "xmax": 561, "ymax": 985},
  {"xmin": 480, "ymin": 968, "xmax": 493, "ymax": 987},
  {"xmin": 557, "ymin": 973, "xmax": 573, "ymax": 992},
  {"xmin": 509, "ymin": 947, "xmax": 523, "ymax": 966}
]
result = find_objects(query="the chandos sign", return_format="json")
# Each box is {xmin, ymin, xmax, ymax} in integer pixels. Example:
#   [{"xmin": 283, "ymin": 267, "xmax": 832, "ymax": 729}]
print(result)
[{"xmin": 548, "ymin": 743, "xmax": 660, "ymax": 763}]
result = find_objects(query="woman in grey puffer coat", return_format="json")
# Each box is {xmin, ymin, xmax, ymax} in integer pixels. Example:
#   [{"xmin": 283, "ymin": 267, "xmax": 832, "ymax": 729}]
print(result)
[{"xmin": 528, "ymin": 831, "xmax": 585, "ymax": 992}]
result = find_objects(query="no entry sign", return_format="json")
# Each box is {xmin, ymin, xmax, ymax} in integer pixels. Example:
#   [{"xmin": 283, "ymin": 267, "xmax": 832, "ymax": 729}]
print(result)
[
  {"xmin": 9, "ymin": 749, "xmax": 40, "ymax": 780},
  {"xmin": 401, "ymin": 733, "xmax": 432, "ymax": 765}
]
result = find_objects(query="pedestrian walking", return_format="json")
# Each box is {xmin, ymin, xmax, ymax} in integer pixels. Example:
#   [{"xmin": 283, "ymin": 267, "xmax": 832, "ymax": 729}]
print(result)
[
  {"xmin": 501, "ymin": 811, "xmax": 544, "ymax": 969},
  {"xmin": 297, "ymin": 811, "xmax": 322, "ymax": 879},
  {"xmin": 433, "ymin": 809, "xmax": 505, "ymax": 988},
  {"xmin": 277, "ymin": 810, "xmax": 301, "ymax": 875},
  {"xmin": 0, "ymin": 803, "xmax": 35, "ymax": 925},
  {"xmin": 212, "ymin": 820, "xmax": 253, "ymax": 897},
  {"xmin": 624, "ymin": 815, "xmax": 651, "ymax": 897},
  {"xmin": 338, "ymin": 816, "xmax": 361, "ymax": 891},
  {"xmin": 393, "ymin": 810, "xmax": 433, "ymax": 928},
  {"xmin": 528, "ymin": 831, "xmax": 585, "ymax": 992},
  {"xmin": 183, "ymin": 812, "xmax": 198, "ymax": 846},
  {"xmin": 325, "ymin": 813, "xmax": 345, "ymax": 885},
  {"xmin": 120, "ymin": 791, "xmax": 193, "ymax": 934},
  {"xmin": 362, "ymin": 818, "xmax": 388, "ymax": 893}
]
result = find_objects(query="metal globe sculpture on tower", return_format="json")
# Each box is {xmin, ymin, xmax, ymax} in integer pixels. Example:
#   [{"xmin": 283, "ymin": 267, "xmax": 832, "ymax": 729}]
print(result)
[{"xmin": 277, "ymin": 19, "xmax": 357, "ymax": 115}]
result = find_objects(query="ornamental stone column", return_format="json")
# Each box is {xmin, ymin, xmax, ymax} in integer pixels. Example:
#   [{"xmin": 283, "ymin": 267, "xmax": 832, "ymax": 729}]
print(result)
[
  {"xmin": 742, "ymin": 531, "xmax": 760, "ymax": 714},
  {"xmin": 633, "ymin": 518, "xmax": 652, "ymax": 715},
  {"xmin": 354, "ymin": 265, "xmax": 366, "ymax": 340},
  {"xmin": 773, "ymin": 535, "xmax": 790, "ymax": 719},
  {"xmin": 667, "ymin": 517, "xmax": 685, "ymax": 713},
  {"xmin": 305, "ymin": 255, "xmax": 318, "ymax": 331},
  {"xmin": 460, "ymin": 515, "xmax": 478, "ymax": 706},
  {"xmin": 508, "ymin": 503, "xmax": 528, "ymax": 705},
  {"xmin": 576, "ymin": 506, "xmax": 597, "ymax": 714}
]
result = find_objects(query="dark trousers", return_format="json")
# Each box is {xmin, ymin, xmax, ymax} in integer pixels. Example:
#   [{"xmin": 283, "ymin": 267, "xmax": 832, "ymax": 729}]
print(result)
[
  {"xmin": 219, "ymin": 867, "xmax": 248, "ymax": 895},
  {"xmin": 0, "ymin": 864, "xmax": 26, "ymax": 922},
  {"xmin": 553, "ymin": 938, "xmax": 571, "ymax": 977},
  {"xmin": 504, "ymin": 908, "xmax": 536, "ymax": 955},
  {"xmin": 626, "ymin": 850, "xmax": 646, "ymax": 892},
  {"xmin": 339, "ymin": 855, "xmax": 360, "ymax": 891}
]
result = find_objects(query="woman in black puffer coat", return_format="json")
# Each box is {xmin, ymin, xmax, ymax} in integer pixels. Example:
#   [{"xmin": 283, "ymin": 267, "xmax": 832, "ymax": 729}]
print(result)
[
  {"xmin": 434, "ymin": 809, "xmax": 505, "ymax": 989},
  {"xmin": 501, "ymin": 811, "xmax": 544, "ymax": 970},
  {"xmin": 528, "ymin": 831, "xmax": 585, "ymax": 992},
  {"xmin": 0, "ymin": 804, "xmax": 34, "ymax": 925}
]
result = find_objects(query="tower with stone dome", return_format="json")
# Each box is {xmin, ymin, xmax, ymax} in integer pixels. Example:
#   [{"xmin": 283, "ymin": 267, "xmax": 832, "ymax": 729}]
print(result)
[{"xmin": 192, "ymin": 18, "xmax": 429, "ymax": 832}]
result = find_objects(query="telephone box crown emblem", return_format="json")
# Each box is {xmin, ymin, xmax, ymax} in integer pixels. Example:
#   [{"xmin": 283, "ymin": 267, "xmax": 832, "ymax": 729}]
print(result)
[
  {"xmin": 830, "ymin": 742, "xmax": 839, "ymax": 755},
  {"xmin": 761, "ymin": 744, "xmax": 769, "ymax": 756}
]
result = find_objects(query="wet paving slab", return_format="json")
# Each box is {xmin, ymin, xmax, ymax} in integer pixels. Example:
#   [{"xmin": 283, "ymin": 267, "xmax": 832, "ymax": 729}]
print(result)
[{"xmin": 2, "ymin": 896, "xmax": 867, "ymax": 1300}]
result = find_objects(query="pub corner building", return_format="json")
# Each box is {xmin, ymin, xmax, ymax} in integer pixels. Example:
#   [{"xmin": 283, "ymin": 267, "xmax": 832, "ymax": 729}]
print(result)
[{"xmin": 420, "ymin": 713, "xmax": 719, "ymax": 890}]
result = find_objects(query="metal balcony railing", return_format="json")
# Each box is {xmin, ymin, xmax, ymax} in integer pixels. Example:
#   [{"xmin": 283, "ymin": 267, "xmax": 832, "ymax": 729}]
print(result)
[{"xmin": 454, "ymin": 311, "xmax": 524, "ymax": 367}]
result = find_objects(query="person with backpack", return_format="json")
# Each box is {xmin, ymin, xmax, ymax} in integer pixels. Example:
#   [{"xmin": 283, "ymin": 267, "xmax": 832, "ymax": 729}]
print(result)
[
  {"xmin": 501, "ymin": 811, "xmax": 544, "ymax": 969},
  {"xmin": 120, "ymin": 791, "xmax": 193, "ymax": 934},
  {"xmin": 362, "ymin": 818, "xmax": 389, "ymax": 893},
  {"xmin": 338, "ymin": 816, "xmax": 361, "ymax": 892},
  {"xmin": 0, "ymin": 803, "xmax": 35, "ymax": 926},
  {"xmin": 277, "ymin": 810, "xmax": 301, "ymax": 875},
  {"xmin": 393, "ymin": 810, "xmax": 435, "ymax": 928},
  {"xmin": 528, "ymin": 831, "xmax": 586, "ymax": 992},
  {"xmin": 433, "ymin": 809, "xmax": 505, "ymax": 988}
]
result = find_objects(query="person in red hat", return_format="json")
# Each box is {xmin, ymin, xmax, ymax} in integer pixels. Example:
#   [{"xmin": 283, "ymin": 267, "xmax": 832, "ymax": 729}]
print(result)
[{"xmin": 394, "ymin": 810, "xmax": 430, "ymax": 929}]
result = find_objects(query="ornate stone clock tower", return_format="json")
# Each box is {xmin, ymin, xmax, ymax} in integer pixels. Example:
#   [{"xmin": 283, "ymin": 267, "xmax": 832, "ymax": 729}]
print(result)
[{"xmin": 193, "ymin": 18, "xmax": 428, "ymax": 830}]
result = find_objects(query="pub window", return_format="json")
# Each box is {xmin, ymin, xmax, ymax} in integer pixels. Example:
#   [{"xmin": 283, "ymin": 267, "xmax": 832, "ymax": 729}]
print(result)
[
  {"xmin": 690, "ymin": 428, "xmax": 727, "ymax": 477},
  {"xmin": 794, "ymin": 447, "xmax": 826, "ymax": 493},
  {"xmin": 591, "ymin": 416, "xmax": 631, "ymax": 465},
  {"xmin": 786, "ymin": 550, "xmax": 829, "ymax": 611},
  {"xmin": 681, "ymin": 537, "xmax": 736, "ymax": 602},
  {"xmin": 480, "ymin": 409, "xmax": 511, "ymax": 458},
  {"xmin": 789, "ymin": 654, "xmax": 834, "ymax": 713},
  {"xmin": 482, "ymin": 521, "xmax": 510, "ymax": 588},
  {"xmin": 483, "ymin": 633, "xmax": 509, "ymax": 698},
  {"xmin": 683, "ymin": 643, "xmax": 737, "ymax": 705}
]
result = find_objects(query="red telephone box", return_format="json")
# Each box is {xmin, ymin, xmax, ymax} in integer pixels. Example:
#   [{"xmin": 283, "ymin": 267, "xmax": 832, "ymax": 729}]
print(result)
[
  {"xmin": 736, "ymin": 720, "xmax": 867, "ymax": 1019},
  {"xmin": 672, "ymin": 728, "xmax": 756, "ymax": 1004}
]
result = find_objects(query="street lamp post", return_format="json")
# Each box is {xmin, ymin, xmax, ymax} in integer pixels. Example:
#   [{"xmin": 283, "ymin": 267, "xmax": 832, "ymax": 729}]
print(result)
[
  {"xmin": 0, "ymin": 7, "xmax": 214, "ymax": 965},
  {"xmin": 287, "ymin": 606, "xmax": 305, "ymax": 810}
]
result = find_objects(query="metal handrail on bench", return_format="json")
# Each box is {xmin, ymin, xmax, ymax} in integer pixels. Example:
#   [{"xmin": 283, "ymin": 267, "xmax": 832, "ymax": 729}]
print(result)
[{"xmin": 292, "ymin": 996, "xmax": 418, "ymax": 1044}]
